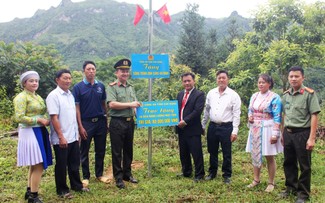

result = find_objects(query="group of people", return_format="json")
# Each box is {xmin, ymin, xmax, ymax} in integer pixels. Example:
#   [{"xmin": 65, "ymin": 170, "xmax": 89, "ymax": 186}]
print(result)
[
  {"xmin": 14, "ymin": 61, "xmax": 320, "ymax": 203},
  {"xmin": 176, "ymin": 67, "xmax": 320, "ymax": 203},
  {"xmin": 14, "ymin": 59, "xmax": 139, "ymax": 203}
]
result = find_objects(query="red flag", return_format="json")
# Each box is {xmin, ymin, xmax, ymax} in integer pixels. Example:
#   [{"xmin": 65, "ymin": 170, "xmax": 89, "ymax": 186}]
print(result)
[
  {"xmin": 134, "ymin": 5, "xmax": 145, "ymax": 26},
  {"xmin": 156, "ymin": 4, "xmax": 171, "ymax": 24}
]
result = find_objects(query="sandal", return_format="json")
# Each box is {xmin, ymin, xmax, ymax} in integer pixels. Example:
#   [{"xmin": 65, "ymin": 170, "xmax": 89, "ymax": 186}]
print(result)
[
  {"xmin": 97, "ymin": 176, "xmax": 111, "ymax": 184},
  {"xmin": 59, "ymin": 192, "xmax": 74, "ymax": 199},
  {"xmin": 265, "ymin": 183, "xmax": 275, "ymax": 192},
  {"xmin": 247, "ymin": 180, "xmax": 260, "ymax": 188},
  {"xmin": 82, "ymin": 179, "xmax": 89, "ymax": 187}
]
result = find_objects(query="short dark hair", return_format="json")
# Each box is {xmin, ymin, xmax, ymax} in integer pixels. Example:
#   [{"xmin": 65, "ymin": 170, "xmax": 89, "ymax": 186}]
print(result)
[
  {"xmin": 181, "ymin": 72, "xmax": 195, "ymax": 80},
  {"xmin": 82, "ymin": 60, "xmax": 96, "ymax": 70},
  {"xmin": 216, "ymin": 70, "xmax": 229, "ymax": 77},
  {"xmin": 288, "ymin": 66, "xmax": 304, "ymax": 76},
  {"xmin": 55, "ymin": 69, "xmax": 71, "ymax": 79},
  {"xmin": 259, "ymin": 73, "xmax": 274, "ymax": 90}
]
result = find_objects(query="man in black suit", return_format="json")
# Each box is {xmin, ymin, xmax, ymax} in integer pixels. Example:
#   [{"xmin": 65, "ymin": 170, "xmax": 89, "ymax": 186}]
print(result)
[{"xmin": 176, "ymin": 72, "xmax": 205, "ymax": 182}]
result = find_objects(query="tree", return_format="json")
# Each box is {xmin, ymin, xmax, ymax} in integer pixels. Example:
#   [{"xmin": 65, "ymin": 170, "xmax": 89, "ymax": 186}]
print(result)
[
  {"xmin": 304, "ymin": 67, "xmax": 325, "ymax": 103},
  {"xmin": 216, "ymin": 16, "xmax": 245, "ymax": 65},
  {"xmin": 224, "ymin": 18, "xmax": 242, "ymax": 53},
  {"xmin": 205, "ymin": 29, "xmax": 218, "ymax": 70},
  {"xmin": 253, "ymin": 0, "xmax": 304, "ymax": 42},
  {"xmin": 0, "ymin": 86, "xmax": 13, "ymax": 119},
  {"xmin": 0, "ymin": 41, "xmax": 64, "ymax": 98},
  {"xmin": 153, "ymin": 55, "xmax": 193, "ymax": 101},
  {"xmin": 176, "ymin": 3, "xmax": 207, "ymax": 76},
  {"xmin": 220, "ymin": 33, "xmax": 264, "ymax": 105},
  {"xmin": 254, "ymin": 0, "xmax": 325, "ymax": 90},
  {"xmin": 300, "ymin": 1, "xmax": 325, "ymax": 67},
  {"xmin": 261, "ymin": 40, "xmax": 307, "ymax": 91},
  {"xmin": 221, "ymin": 0, "xmax": 325, "ymax": 101},
  {"xmin": 96, "ymin": 56, "xmax": 125, "ymax": 85},
  {"xmin": 71, "ymin": 70, "xmax": 83, "ymax": 88}
]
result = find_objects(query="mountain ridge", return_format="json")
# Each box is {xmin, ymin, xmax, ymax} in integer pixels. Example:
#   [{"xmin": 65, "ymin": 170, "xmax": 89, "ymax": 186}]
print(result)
[{"xmin": 0, "ymin": 0, "xmax": 251, "ymax": 69}]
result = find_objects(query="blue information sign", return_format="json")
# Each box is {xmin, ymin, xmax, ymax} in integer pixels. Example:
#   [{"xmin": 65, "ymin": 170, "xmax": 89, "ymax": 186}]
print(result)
[
  {"xmin": 136, "ymin": 100, "xmax": 179, "ymax": 128},
  {"xmin": 131, "ymin": 54, "xmax": 170, "ymax": 78}
]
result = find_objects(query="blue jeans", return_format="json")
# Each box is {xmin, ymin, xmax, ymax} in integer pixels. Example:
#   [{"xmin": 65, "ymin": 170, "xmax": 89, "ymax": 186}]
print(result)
[{"xmin": 207, "ymin": 122, "xmax": 233, "ymax": 178}]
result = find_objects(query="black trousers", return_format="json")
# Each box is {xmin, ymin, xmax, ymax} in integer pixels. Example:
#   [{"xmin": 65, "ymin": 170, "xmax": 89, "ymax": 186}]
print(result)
[
  {"xmin": 80, "ymin": 118, "xmax": 107, "ymax": 179},
  {"xmin": 207, "ymin": 122, "xmax": 233, "ymax": 178},
  {"xmin": 53, "ymin": 141, "xmax": 83, "ymax": 195},
  {"xmin": 283, "ymin": 128, "xmax": 312, "ymax": 199},
  {"xmin": 109, "ymin": 117, "xmax": 134, "ymax": 180},
  {"xmin": 178, "ymin": 132, "xmax": 205, "ymax": 179}
]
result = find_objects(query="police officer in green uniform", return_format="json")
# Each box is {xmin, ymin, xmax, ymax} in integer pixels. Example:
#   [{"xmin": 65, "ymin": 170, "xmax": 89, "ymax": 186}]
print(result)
[
  {"xmin": 280, "ymin": 66, "xmax": 321, "ymax": 203},
  {"xmin": 107, "ymin": 58, "xmax": 141, "ymax": 189}
]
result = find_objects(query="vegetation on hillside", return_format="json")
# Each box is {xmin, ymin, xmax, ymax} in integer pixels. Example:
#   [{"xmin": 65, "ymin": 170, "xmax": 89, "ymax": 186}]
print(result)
[{"xmin": 0, "ymin": 0, "xmax": 251, "ymax": 69}]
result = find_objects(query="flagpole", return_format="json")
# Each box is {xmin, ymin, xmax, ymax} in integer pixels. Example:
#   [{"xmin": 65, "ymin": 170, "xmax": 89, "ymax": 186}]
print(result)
[{"xmin": 147, "ymin": 0, "xmax": 153, "ymax": 178}]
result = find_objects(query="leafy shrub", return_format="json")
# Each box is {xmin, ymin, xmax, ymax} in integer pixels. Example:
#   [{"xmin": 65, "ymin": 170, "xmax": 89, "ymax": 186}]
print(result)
[{"xmin": 0, "ymin": 86, "xmax": 15, "ymax": 134}]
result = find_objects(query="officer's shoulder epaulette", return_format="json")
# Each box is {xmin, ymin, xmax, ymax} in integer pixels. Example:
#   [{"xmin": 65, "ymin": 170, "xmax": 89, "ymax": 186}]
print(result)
[
  {"xmin": 304, "ymin": 87, "xmax": 314, "ymax": 94},
  {"xmin": 283, "ymin": 89, "xmax": 290, "ymax": 95},
  {"xmin": 109, "ymin": 81, "xmax": 117, "ymax": 86}
]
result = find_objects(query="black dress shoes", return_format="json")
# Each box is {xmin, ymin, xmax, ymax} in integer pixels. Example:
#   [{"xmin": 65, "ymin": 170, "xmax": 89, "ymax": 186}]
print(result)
[
  {"xmin": 278, "ymin": 190, "xmax": 297, "ymax": 198},
  {"xmin": 123, "ymin": 176, "xmax": 138, "ymax": 184},
  {"xmin": 176, "ymin": 173, "xmax": 192, "ymax": 178},
  {"xmin": 205, "ymin": 173, "xmax": 216, "ymax": 181},
  {"xmin": 223, "ymin": 177, "xmax": 231, "ymax": 184},
  {"xmin": 295, "ymin": 198, "xmax": 306, "ymax": 203},
  {"xmin": 116, "ymin": 179, "xmax": 125, "ymax": 189},
  {"xmin": 193, "ymin": 177, "xmax": 204, "ymax": 183}
]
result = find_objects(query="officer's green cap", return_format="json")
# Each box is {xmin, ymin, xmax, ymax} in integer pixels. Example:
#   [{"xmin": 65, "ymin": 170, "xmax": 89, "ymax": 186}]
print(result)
[{"xmin": 114, "ymin": 59, "xmax": 131, "ymax": 69}]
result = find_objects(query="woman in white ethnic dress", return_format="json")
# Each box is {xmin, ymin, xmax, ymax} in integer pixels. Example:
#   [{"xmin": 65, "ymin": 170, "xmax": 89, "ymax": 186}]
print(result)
[
  {"xmin": 13, "ymin": 71, "xmax": 52, "ymax": 203},
  {"xmin": 245, "ymin": 74, "xmax": 283, "ymax": 192}
]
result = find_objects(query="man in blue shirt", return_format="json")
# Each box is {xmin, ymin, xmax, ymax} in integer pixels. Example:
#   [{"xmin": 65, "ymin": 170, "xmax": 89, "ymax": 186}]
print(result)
[{"xmin": 72, "ymin": 61, "xmax": 108, "ymax": 186}]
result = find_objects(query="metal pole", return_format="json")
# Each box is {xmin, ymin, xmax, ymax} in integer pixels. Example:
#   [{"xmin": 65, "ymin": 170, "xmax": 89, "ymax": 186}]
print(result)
[{"xmin": 147, "ymin": 0, "xmax": 153, "ymax": 178}]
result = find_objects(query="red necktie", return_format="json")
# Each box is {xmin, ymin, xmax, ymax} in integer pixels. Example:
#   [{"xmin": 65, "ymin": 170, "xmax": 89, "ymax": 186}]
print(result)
[{"xmin": 180, "ymin": 91, "xmax": 189, "ymax": 120}]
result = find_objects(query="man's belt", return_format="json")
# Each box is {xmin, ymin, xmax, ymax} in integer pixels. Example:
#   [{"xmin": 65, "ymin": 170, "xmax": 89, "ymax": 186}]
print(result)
[
  {"xmin": 83, "ymin": 116, "xmax": 105, "ymax": 123},
  {"xmin": 286, "ymin": 127, "xmax": 310, "ymax": 133},
  {"xmin": 111, "ymin": 116, "xmax": 133, "ymax": 122},
  {"xmin": 210, "ymin": 121, "xmax": 232, "ymax": 127}
]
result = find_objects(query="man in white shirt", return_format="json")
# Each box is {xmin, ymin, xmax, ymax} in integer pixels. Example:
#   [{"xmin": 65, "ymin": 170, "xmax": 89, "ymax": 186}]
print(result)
[
  {"xmin": 46, "ymin": 69, "xmax": 89, "ymax": 199},
  {"xmin": 201, "ymin": 70, "xmax": 241, "ymax": 184}
]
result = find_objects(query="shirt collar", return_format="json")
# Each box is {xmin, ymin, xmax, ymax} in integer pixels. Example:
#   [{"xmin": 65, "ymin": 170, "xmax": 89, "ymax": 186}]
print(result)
[
  {"xmin": 83, "ymin": 78, "xmax": 98, "ymax": 85},
  {"xmin": 116, "ymin": 79, "xmax": 132, "ymax": 87},
  {"xmin": 23, "ymin": 89, "xmax": 36, "ymax": 95},
  {"xmin": 216, "ymin": 86, "xmax": 229, "ymax": 95},
  {"xmin": 289, "ymin": 84, "xmax": 305, "ymax": 95},
  {"xmin": 184, "ymin": 87, "xmax": 194, "ymax": 94},
  {"xmin": 56, "ymin": 86, "xmax": 72, "ymax": 95}
]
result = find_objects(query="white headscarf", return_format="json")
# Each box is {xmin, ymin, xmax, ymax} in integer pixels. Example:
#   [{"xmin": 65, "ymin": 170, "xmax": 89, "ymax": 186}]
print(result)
[{"xmin": 20, "ymin": 71, "xmax": 40, "ymax": 88}]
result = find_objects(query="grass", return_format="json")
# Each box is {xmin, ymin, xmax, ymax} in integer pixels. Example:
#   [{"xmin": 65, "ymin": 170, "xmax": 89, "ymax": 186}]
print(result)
[{"xmin": 0, "ymin": 127, "xmax": 324, "ymax": 203}]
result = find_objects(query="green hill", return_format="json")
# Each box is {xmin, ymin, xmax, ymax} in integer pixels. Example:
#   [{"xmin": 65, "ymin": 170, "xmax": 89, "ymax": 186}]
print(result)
[{"xmin": 0, "ymin": 0, "xmax": 251, "ymax": 69}]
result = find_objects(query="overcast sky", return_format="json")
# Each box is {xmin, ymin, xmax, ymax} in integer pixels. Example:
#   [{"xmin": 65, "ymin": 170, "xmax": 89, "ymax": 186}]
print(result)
[{"xmin": 0, "ymin": 0, "xmax": 321, "ymax": 23}]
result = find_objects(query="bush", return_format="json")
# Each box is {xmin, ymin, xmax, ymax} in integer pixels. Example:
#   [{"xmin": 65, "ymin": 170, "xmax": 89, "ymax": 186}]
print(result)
[{"xmin": 0, "ymin": 86, "xmax": 15, "ymax": 135}]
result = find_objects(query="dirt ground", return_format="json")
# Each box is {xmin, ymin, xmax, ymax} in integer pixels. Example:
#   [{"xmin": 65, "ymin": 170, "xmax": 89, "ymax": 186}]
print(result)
[{"xmin": 103, "ymin": 161, "xmax": 145, "ymax": 183}]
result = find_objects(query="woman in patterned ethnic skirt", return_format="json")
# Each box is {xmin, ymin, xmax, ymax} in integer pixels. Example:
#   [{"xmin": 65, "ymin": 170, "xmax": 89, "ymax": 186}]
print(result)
[
  {"xmin": 245, "ymin": 74, "xmax": 283, "ymax": 192},
  {"xmin": 13, "ymin": 71, "xmax": 52, "ymax": 203}
]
